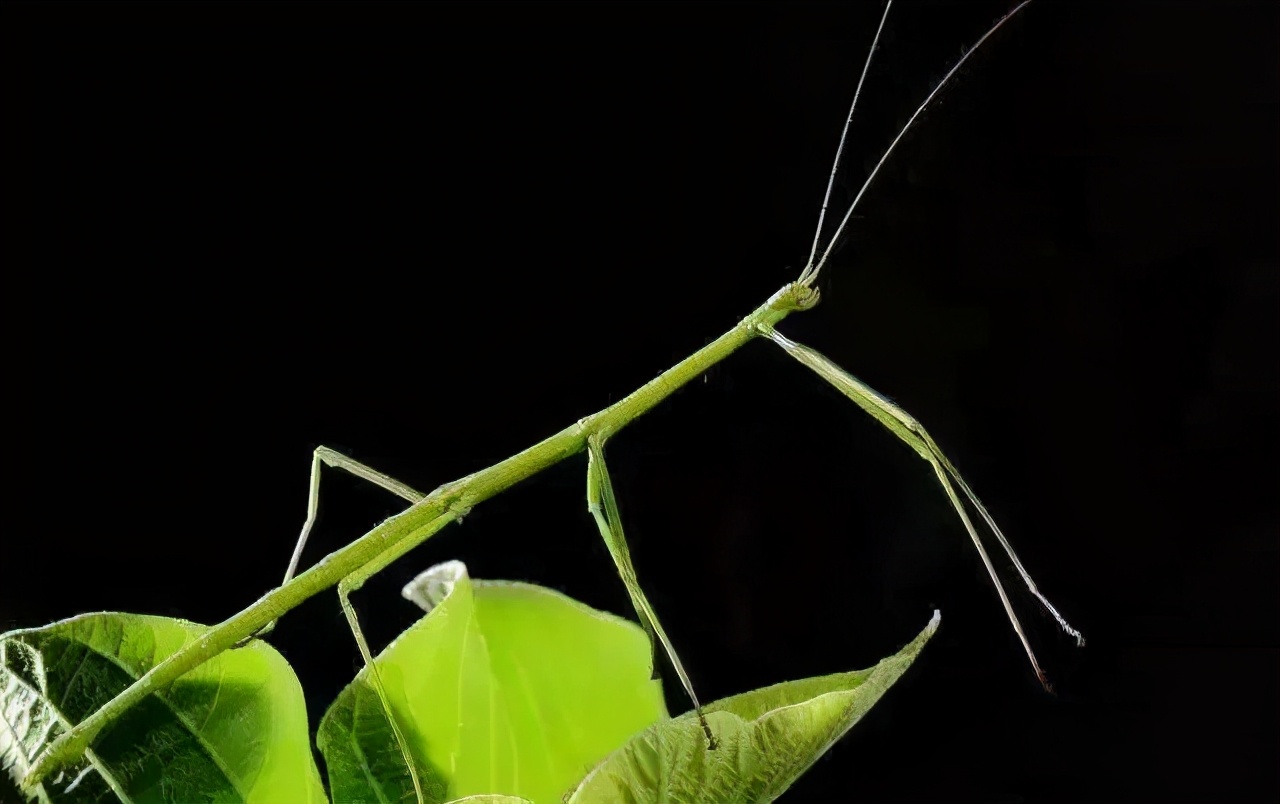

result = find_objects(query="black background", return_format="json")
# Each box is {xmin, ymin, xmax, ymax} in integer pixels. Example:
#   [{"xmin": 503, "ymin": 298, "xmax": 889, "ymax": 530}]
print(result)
[{"xmin": 4, "ymin": 2, "xmax": 1277, "ymax": 802}]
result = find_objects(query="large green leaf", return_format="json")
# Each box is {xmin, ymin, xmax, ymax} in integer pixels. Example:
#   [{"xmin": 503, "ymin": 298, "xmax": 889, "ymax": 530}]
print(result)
[
  {"xmin": 0, "ymin": 612, "xmax": 325, "ymax": 803},
  {"xmin": 564, "ymin": 611, "xmax": 940, "ymax": 803},
  {"xmin": 317, "ymin": 561, "xmax": 667, "ymax": 804}
]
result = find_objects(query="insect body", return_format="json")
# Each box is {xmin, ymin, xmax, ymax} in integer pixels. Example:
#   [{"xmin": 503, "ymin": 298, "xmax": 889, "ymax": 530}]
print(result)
[{"xmin": 22, "ymin": 1, "xmax": 1082, "ymax": 795}]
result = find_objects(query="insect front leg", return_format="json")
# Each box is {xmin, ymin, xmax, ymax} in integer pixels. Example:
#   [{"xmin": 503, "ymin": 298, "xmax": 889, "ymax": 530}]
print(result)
[{"xmin": 760, "ymin": 325, "xmax": 1082, "ymax": 689}]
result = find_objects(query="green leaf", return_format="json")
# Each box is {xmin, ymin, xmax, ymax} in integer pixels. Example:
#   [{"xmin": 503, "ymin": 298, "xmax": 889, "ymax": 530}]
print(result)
[
  {"xmin": 317, "ymin": 561, "xmax": 667, "ymax": 804},
  {"xmin": 0, "ymin": 612, "xmax": 326, "ymax": 803},
  {"xmin": 564, "ymin": 611, "xmax": 940, "ymax": 803}
]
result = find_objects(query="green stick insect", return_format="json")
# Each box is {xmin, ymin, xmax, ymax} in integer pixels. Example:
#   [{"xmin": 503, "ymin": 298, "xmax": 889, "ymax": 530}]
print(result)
[{"xmin": 22, "ymin": 0, "xmax": 1083, "ymax": 796}]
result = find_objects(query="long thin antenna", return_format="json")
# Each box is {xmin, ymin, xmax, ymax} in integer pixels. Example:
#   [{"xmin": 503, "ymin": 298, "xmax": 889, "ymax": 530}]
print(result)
[
  {"xmin": 800, "ymin": 0, "xmax": 893, "ymax": 285},
  {"xmin": 801, "ymin": 0, "xmax": 1033, "ymax": 287}
]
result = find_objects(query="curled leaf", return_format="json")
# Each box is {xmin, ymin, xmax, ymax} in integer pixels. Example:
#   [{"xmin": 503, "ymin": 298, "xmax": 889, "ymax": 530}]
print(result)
[{"xmin": 565, "ymin": 611, "xmax": 940, "ymax": 803}]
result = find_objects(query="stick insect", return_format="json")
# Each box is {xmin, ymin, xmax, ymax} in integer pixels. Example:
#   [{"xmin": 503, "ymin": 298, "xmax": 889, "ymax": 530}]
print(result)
[{"xmin": 23, "ymin": 0, "xmax": 1084, "ymax": 794}]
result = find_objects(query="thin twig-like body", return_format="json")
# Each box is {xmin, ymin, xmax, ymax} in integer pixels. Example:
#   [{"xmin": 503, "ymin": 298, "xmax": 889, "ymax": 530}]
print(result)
[{"xmin": 24, "ymin": 283, "xmax": 817, "ymax": 786}]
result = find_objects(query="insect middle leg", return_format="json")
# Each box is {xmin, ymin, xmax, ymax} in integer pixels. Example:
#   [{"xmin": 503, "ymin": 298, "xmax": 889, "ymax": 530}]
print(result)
[{"xmin": 586, "ymin": 434, "xmax": 717, "ymax": 749}]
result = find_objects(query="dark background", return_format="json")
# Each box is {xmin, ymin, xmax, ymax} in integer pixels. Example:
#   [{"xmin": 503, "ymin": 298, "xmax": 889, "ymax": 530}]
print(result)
[{"xmin": 4, "ymin": 1, "xmax": 1277, "ymax": 801}]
